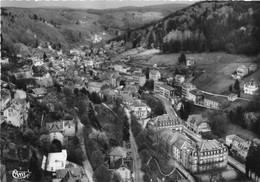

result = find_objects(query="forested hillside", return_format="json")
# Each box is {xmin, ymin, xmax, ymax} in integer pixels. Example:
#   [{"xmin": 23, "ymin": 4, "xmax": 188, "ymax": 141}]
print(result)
[
  {"xmin": 114, "ymin": 1, "xmax": 260, "ymax": 55},
  {"xmin": 1, "ymin": 3, "xmax": 187, "ymax": 56}
]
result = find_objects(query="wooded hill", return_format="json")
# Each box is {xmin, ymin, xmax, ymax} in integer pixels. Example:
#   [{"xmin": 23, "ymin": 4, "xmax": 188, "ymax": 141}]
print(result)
[{"xmin": 113, "ymin": 1, "xmax": 260, "ymax": 55}]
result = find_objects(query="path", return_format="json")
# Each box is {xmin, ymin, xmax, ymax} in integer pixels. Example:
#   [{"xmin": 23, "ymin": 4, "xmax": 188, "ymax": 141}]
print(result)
[
  {"xmin": 76, "ymin": 117, "xmax": 94, "ymax": 182},
  {"xmin": 147, "ymin": 157, "xmax": 177, "ymax": 177},
  {"xmin": 125, "ymin": 108, "xmax": 144, "ymax": 182}
]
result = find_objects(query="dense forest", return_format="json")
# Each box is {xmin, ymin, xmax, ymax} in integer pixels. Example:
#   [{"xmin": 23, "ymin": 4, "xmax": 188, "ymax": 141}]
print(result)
[{"xmin": 113, "ymin": 1, "xmax": 260, "ymax": 55}]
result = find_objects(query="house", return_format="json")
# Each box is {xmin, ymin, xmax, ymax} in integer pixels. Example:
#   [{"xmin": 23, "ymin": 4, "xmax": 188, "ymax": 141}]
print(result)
[
  {"xmin": 174, "ymin": 75, "xmax": 185, "ymax": 85},
  {"xmin": 41, "ymin": 150, "xmax": 67, "ymax": 172},
  {"xmin": 154, "ymin": 83, "xmax": 175, "ymax": 99},
  {"xmin": 35, "ymin": 72, "xmax": 54, "ymax": 87},
  {"xmin": 0, "ymin": 57, "xmax": 9, "ymax": 64},
  {"xmin": 203, "ymin": 94, "xmax": 221, "ymax": 109},
  {"xmin": 186, "ymin": 59, "xmax": 195, "ymax": 67},
  {"xmin": 149, "ymin": 70, "xmax": 161, "ymax": 81},
  {"xmin": 181, "ymin": 82, "xmax": 197, "ymax": 99},
  {"xmin": 2, "ymin": 99, "xmax": 30, "ymax": 127},
  {"xmin": 30, "ymin": 87, "xmax": 47, "ymax": 100},
  {"xmin": 14, "ymin": 90, "xmax": 27, "ymax": 100},
  {"xmin": 129, "ymin": 100, "xmax": 151, "ymax": 119},
  {"xmin": 132, "ymin": 72, "xmax": 146, "ymax": 86},
  {"xmin": 88, "ymin": 81, "xmax": 104, "ymax": 93},
  {"xmin": 226, "ymin": 134, "xmax": 251, "ymax": 160},
  {"xmin": 114, "ymin": 64, "xmax": 131, "ymax": 73},
  {"xmin": 188, "ymin": 89, "xmax": 204, "ymax": 104},
  {"xmin": 120, "ymin": 85, "xmax": 138, "ymax": 95},
  {"xmin": 244, "ymin": 80, "xmax": 259, "ymax": 95},
  {"xmin": 148, "ymin": 114, "xmax": 183, "ymax": 131},
  {"xmin": 115, "ymin": 166, "xmax": 132, "ymax": 182},
  {"xmin": 227, "ymin": 93, "xmax": 238, "ymax": 101},
  {"xmin": 46, "ymin": 120, "xmax": 76, "ymax": 137},
  {"xmin": 53, "ymin": 167, "xmax": 88, "ymax": 182},
  {"xmin": 109, "ymin": 147, "xmax": 127, "ymax": 168},
  {"xmin": 186, "ymin": 114, "xmax": 211, "ymax": 134},
  {"xmin": 237, "ymin": 65, "xmax": 248, "ymax": 77}
]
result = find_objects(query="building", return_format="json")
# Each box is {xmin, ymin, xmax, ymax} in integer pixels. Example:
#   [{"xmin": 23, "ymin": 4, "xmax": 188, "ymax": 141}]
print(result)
[
  {"xmin": 158, "ymin": 129, "xmax": 228, "ymax": 173},
  {"xmin": 188, "ymin": 89, "xmax": 204, "ymax": 104},
  {"xmin": 88, "ymin": 81, "xmax": 104, "ymax": 93},
  {"xmin": 149, "ymin": 70, "xmax": 161, "ymax": 81},
  {"xmin": 148, "ymin": 114, "xmax": 183, "ymax": 131},
  {"xmin": 227, "ymin": 93, "xmax": 238, "ymax": 101},
  {"xmin": 0, "ymin": 57, "xmax": 9, "ymax": 64},
  {"xmin": 109, "ymin": 147, "xmax": 127, "ymax": 168},
  {"xmin": 114, "ymin": 64, "xmax": 130, "ymax": 73},
  {"xmin": 237, "ymin": 65, "xmax": 248, "ymax": 77},
  {"xmin": 154, "ymin": 83, "xmax": 175, "ymax": 99},
  {"xmin": 189, "ymin": 139, "xmax": 228, "ymax": 173},
  {"xmin": 244, "ymin": 80, "xmax": 259, "ymax": 95},
  {"xmin": 226, "ymin": 134, "xmax": 251, "ymax": 160},
  {"xmin": 174, "ymin": 75, "xmax": 185, "ymax": 85},
  {"xmin": 203, "ymin": 94, "xmax": 221, "ymax": 109},
  {"xmin": 129, "ymin": 100, "xmax": 151, "ymax": 119},
  {"xmin": 42, "ymin": 150, "xmax": 67, "ymax": 172},
  {"xmin": 46, "ymin": 120, "xmax": 76, "ymax": 137},
  {"xmin": 53, "ymin": 167, "xmax": 88, "ymax": 182},
  {"xmin": 186, "ymin": 59, "xmax": 195, "ymax": 67},
  {"xmin": 181, "ymin": 82, "xmax": 197, "ymax": 99},
  {"xmin": 30, "ymin": 87, "xmax": 47, "ymax": 100},
  {"xmin": 2, "ymin": 99, "xmax": 30, "ymax": 127},
  {"xmin": 115, "ymin": 166, "xmax": 132, "ymax": 182},
  {"xmin": 186, "ymin": 114, "xmax": 211, "ymax": 134},
  {"xmin": 132, "ymin": 72, "xmax": 146, "ymax": 86}
]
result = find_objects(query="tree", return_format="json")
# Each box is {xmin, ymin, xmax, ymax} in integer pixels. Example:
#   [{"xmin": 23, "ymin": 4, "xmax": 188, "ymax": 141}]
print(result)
[
  {"xmin": 234, "ymin": 79, "xmax": 240, "ymax": 92},
  {"xmin": 112, "ymin": 172, "xmax": 121, "ymax": 182},
  {"xmin": 90, "ymin": 150, "xmax": 104, "ymax": 171},
  {"xmin": 74, "ymin": 88, "xmax": 79, "ymax": 96},
  {"xmin": 43, "ymin": 52, "xmax": 47, "ymax": 60},
  {"xmin": 93, "ymin": 164, "xmax": 111, "ymax": 182},
  {"xmin": 178, "ymin": 53, "xmax": 186, "ymax": 65},
  {"xmin": 80, "ymin": 87, "xmax": 87, "ymax": 95},
  {"xmin": 123, "ymin": 119, "xmax": 130, "ymax": 142},
  {"xmin": 206, "ymin": 110, "xmax": 228, "ymax": 137},
  {"xmin": 145, "ymin": 67, "xmax": 150, "ymax": 79},
  {"xmin": 229, "ymin": 85, "xmax": 233, "ymax": 92}
]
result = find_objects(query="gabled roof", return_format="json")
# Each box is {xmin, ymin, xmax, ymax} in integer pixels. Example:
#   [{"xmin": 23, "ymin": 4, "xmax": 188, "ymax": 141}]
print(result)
[
  {"xmin": 109, "ymin": 147, "xmax": 127, "ymax": 158},
  {"xmin": 150, "ymin": 70, "xmax": 160, "ymax": 75},
  {"xmin": 187, "ymin": 114, "xmax": 207, "ymax": 125},
  {"xmin": 32, "ymin": 87, "xmax": 47, "ymax": 95},
  {"xmin": 46, "ymin": 122, "xmax": 64, "ymax": 133},
  {"xmin": 56, "ymin": 167, "xmax": 81, "ymax": 181}
]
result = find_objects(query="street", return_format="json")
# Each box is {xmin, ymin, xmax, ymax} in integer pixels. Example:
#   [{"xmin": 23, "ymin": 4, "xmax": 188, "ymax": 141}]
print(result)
[
  {"xmin": 76, "ymin": 117, "xmax": 94, "ymax": 182},
  {"xmin": 125, "ymin": 108, "xmax": 144, "ymax": 182}
]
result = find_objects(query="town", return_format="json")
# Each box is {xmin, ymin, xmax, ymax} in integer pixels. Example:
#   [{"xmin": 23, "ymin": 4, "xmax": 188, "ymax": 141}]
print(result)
[{"xmin": 1, "ymin": 1, "xmax": 260, "ymax": 182}]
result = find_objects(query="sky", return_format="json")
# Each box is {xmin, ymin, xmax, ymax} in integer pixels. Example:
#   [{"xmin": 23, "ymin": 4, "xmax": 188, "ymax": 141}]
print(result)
[{"xmin": 1, "ymin": 0, "xmax": 196, "ymax": 9}]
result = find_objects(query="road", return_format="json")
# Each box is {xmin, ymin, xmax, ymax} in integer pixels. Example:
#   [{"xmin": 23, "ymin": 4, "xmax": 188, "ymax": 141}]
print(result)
[
  {"xmin": 227, "ymin": 156, "xmax": 245, "ymax": 174},
  {"xmin": 76, "ymin": 117, "xmax": 94, "ymax": 182},
  {"xmin": 125, "ymin": 108, "xmax": 144, "ymax": 182},
  {"xmin": 154, "ymin": 94, "xmax": 178, "ymax": 119}
]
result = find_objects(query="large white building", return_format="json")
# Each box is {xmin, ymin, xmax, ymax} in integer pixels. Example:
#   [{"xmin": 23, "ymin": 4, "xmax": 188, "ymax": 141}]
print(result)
[
  {"xmin": 42, "ymin": 150, "xmax": 67, "ymax": 172},
  {"xmin": 244, "ymin": 80, "xmax": 259, "ymax": 95}
]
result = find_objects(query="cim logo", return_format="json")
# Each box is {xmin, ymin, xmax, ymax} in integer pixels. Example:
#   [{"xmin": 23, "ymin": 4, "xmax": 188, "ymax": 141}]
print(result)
[{"xmin": 8, "ymin": 169, "xmax": 31, "ymax": 180}]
